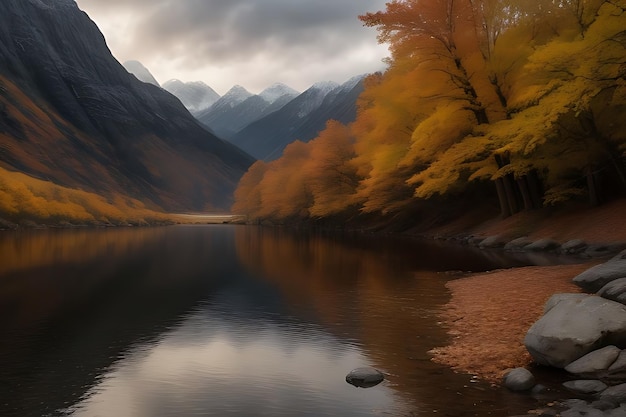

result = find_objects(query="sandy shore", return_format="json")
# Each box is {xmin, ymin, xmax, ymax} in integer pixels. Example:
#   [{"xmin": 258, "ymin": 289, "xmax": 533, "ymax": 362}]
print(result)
[{"xmin": 427, "ymin": 199, "xmax": 626, "ymax": 383}]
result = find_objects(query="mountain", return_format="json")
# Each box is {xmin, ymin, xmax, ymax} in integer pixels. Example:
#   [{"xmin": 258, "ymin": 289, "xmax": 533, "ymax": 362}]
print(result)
[
  {"xmin": 162, "ymin": 79, "xmax": 220, "ymax": 114},
  {"xmin": 259, "ymin": 83, "xmax": 299, "ymax": 103},
  {"xmin": 230, "ymin": 77, "xmax": 365, "ymax": 161},
  {"xmin": 0, "ymin": 0, "xmax": 254, "ymax": 214},
  {"xmin": 123, "ymin": 60, "xmax": 160, "ymax": 87},
  {"xmin": 196, "ymin": 84, "xmax": 298, "ymax": 138}
]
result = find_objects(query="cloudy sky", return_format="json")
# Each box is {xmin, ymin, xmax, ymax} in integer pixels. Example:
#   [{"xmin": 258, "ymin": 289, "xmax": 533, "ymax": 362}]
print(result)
[{"xmin": 74, "ymin": 0, "xmax": 390, "ymax": 95}]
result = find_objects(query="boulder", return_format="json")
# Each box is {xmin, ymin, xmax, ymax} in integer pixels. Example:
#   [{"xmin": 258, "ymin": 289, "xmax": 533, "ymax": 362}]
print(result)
[
  {"xmin": 561, "ymin": 239, "xmax": 588, "ymax": 255},
  {"xmin": 606, "ymin": 351, "xmax": 626, "ymax": 380},
  {"xmin": 564, "ymin": 346, "xmax": 621, "ymax": 377},
  {"xmin": 543, "ymin": 293, "xmax": 589, "ymax": 314},
  {"xmin": 559, "ymin": 400, "xmax": 606, "ymax": 417},
  {"xmin": 585, "ymin": 245, "xmax": 619, "ymax": 258},
  {"xmin": 573, "ymin": 259, "xmax": 626, "ymax": 292},
  {"xmin": 345, "ymin": 367, "xmax": 384, "ymax": 388},
  {"xmin": 524, "ymin": 295, "xmax": 626, "ymax": 368},
  {"xmin": 503, "ymin": 368, "xmax": 535, "ymax": 391},
  {"xmin": 598, "ymin": 278, "xmax": 626, "ymax": 305},
  {"xmin": 599, "ymin": 383, "xmax": 626, "ymax": 405},
  {"xmin": 525, "ymin": 238, "xmax": 560, "ymax": 252},
  {"xmin": 612, "ymin": 249, "xmax": 626, "ymax": 261},
  {"xmin": 504, "ymin": 237, "xmax": 532, "ymax": 251},
  {"xmin": 563, "ymin": 380, "xmax": 608, "ymax": 395},
  {"xmin": 479, "ymin": 235, "xmax": 507, "ymax": 249}
]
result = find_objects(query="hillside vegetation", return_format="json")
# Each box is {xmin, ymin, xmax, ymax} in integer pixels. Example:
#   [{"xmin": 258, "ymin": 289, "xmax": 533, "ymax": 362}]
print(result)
[
  {"xmin": 0, "ymin": 166, "xmax": 168, "ymax": 228},
  {"xmin": 233, "ymin": 0, "xmax": 626, "ymax": 225}
]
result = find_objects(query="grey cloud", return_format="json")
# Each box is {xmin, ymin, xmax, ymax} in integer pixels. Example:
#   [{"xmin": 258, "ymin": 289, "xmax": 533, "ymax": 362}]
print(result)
[
  {"xmin": 75, "ymin": 0, "xmax": 389, "ymax": 91},
  {"xmin": 89, "ymin": 0, "xmax": 385, "ymax": 63}
]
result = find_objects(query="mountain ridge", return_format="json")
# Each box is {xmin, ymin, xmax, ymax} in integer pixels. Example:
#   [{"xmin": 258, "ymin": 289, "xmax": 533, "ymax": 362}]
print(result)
[
  {"xmin": 0, "ymin": 0, "xmax": 254, "ymax": 214},
  {"xmin": 230, "ymin": 76, "xmax": 366, "ymax": 161}
]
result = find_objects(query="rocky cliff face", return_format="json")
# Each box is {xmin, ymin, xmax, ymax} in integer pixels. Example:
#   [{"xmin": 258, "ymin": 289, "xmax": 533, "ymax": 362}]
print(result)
[{"xmin": 0, "ymin": 0, "xmax": 254, "ymax": 211}]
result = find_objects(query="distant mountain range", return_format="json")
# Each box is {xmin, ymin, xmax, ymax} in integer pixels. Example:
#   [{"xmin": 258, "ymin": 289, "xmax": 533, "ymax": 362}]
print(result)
[
  {"xmin": 0, "ymin": 0, "xmax": 253, "ymax": 213},
  {"xmin": 230, "ymin": 76, "xmax": 365, "ymax": 161},
  {"xmin": 195, "ymin": 83, "xmax": 300, "ymax": 139},
  {"xmin": 162, "ymin": 79, "xmax": 221, "ymax": 115}
]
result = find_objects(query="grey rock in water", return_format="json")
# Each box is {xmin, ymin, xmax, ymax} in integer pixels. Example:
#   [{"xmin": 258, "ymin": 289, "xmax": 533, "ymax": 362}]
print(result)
[
  {"xmin": 598, "ymin": 278, "xmax": 626, "ymax": 305},
  {"xmin": 565, "ymin": 346, "xmax": 621, "ymax": 377},
  {"xmin": 503, "ymin": 368, "xmax": 535, "ymax": 391},
  {"xmin": 479, "ymin": 235, "xmax": 507, "ymax": 248},
  {"xmin": 573, "ymin": 259, "xmax": 626, "ymax": 292},
  {"xmin": 345, "ymin": 367, "xmax": 384, "ymax": 388},
  {"xmin": 561, "ymin": 239, "xmax": 588, "ymax": 255},
  {"xmin": 524, "ymin": 295, "xmax": 626, "ymax": 368},
  {"xmin": 525, "ymin": 238, "xmax": 560, "ymax": 252},
  {"xmin": 504, "ymin": 237, "xmax": 532, "ymax": 251},
  {"xmin": 563, "ymin": 380, "xmax": 608, "ymax": 395}
]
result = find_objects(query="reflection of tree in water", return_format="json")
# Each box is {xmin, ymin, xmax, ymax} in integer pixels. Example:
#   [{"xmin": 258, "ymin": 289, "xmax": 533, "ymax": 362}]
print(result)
[{"xmin": 234, "ymin": 226, "xmax": 550, "ymax": 416}]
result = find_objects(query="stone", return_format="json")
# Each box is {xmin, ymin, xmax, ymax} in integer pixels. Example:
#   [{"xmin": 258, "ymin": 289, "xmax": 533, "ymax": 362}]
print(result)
[
  {"xmin": 525, "ymin": 238, "xmax": 560, "ymax": 252},
  {"xmin": 561, "ymin": 239, "xmax": 588, "ymax": 255},
  {"xmin": 504, "ymin": 237, "xmax": 532, "ymax": 251},
  {"xmin": 590, "ymin": 400, "xmax": 617, "ymax": 412},
  {"xmin": 345, "ymin": 367, "xmax": 384, "ymax": 388},
  {"xmin": 599, "ymin": 383, "xmax": 626, "ymax": 405},
  {"xmin": 612, "ymin": 250, "xmax": 626, "ymax": 261},
  {"xmin": 599, "ymin": 278, "xmax": 626, "ymax": 305},
  {"xmin": 565, "ymin": 346, "xmax": 621, "ymax": 376},
  {"xmin": 560, "ymin": 400, "xmax": 605, "ymax": 417},
  {"xmin": 467, "ymin": 236, "xmax": 485, "ymax": 246},
  {"xmin": 503, "ymin": 368, "xmax": 536, "ymax": 391},
  {"xmin": 563, "ymin": 380, "xmax": 608, "ymax": 395},
  {"xmin": 607, "ymin": 351, "xmax": 626, "ymax": 380},
  {"xmin": 524, "ymin": 295, "xmax": 626, "ymax": 368},
  {"xmin": 573, "ymin": 259, "xmax": 626, "ymax": 292},
  {"xmin": 543, "ymin": 294, "xmax": 589, "ymax": 314},
  {"xmin": 479, "ymin": 235, "xmax": 507, "ymax": 249},
  {"xmin": 606, "ymin": 404, "xmax": 626, "ymax": 416}
]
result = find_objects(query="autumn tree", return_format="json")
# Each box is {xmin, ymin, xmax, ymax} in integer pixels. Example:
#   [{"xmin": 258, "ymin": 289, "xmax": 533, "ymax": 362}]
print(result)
[{"xmin": 305, "ymin": 120, "xmax": 359, "ymax": 217}]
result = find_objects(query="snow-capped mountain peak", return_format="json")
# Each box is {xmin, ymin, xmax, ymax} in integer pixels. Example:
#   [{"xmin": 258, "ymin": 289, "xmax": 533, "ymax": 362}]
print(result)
[
  {"xmin": 259, "ymin": 83, "xmax": 299, "ymax": 104},
  {"xmin": 221, "ymin": 85, "xmax": 253, "ymax": 106},
  {"xmin": 310, "ymin": 81, "xmax": 340, "ymax": 94},
  {"xmin": 162, "ymin": 79, "xmax": 220, "ymax": 114}
]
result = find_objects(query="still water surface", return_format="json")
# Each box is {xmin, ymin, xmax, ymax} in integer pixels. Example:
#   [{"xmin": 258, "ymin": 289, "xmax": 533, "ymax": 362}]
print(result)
[{"xmin": 0, "ymin": 225, "xmax": 570, "ymax": 416}]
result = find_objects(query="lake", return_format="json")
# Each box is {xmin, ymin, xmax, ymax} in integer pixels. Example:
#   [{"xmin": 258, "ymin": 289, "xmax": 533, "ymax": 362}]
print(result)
[{"xmin": 0, "ymin": 225, "xmax": 572, "ymax": 416}]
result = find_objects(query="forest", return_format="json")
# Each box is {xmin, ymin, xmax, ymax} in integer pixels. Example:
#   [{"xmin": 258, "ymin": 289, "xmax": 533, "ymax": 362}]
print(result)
[{"xmin": 232, "ymin": 0, "xmax": 626, "ymax": 224}]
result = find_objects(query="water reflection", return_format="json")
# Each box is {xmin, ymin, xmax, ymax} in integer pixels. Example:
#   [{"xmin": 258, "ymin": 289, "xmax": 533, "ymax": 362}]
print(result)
[
  {"xmin": 68, "ymin": 303, "xmax": 410, "ymax": 417},
  {"xmin": 0, "ymin": 226, "xmax": 561, "ymax": 417}
]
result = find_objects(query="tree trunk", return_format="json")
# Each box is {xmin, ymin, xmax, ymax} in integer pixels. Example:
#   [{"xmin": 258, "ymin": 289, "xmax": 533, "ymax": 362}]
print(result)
[
  {"xmin": 503, "ymin": 174, "xmax": 520, "ymax": 215},
  {"xmin": 527, "ymin": 170, "xmax": 543, "ymax": 209},
  {"xmin": 586, "ymin": 165, "xmax": 601, "ymax": 206},
  {"xmin": 517, "ymin": 176, "xmax": 534, "ymax": 211},
  {"xmin": 495, "ymin": 178, "xmax": 511, "ymax": 218}
]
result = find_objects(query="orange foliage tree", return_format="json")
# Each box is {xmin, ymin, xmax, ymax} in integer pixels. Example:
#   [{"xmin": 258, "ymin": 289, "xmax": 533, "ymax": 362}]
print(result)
[{"xmin": 233, "ymin": 0, "xmax": 626, "ymax": 222}]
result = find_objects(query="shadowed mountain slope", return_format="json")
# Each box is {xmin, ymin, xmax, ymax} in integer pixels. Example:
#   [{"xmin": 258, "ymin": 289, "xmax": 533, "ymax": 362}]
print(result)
[{"xmin": 0, "ymin": 0, "xmax": 254, "ymax": 213}]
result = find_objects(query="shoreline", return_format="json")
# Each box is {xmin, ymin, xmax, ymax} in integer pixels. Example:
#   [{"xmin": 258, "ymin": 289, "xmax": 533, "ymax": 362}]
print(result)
[
  {"xmin": 425, "ymin": 200, "xmax": 626, "ymax": 386},
  {"xmin": 429, "ymin": 263, "xmax": 594, "ymax": 383}
]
